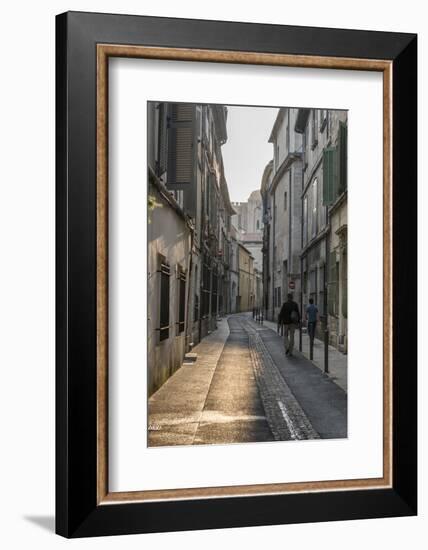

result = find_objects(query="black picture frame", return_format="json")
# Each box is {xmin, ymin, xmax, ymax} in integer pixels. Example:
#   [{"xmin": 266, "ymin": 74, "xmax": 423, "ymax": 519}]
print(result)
[{"xmin": 56, "ymin": 11, "xmax": 417, "ymax": 538}]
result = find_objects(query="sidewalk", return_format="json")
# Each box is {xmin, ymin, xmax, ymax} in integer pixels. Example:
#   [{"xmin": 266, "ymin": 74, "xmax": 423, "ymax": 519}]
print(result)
[
  {"xmin": 260, "ymin": 317, "xmax": 347, "ymax": 392},
  {"xmin": 148, "ymin": 313, "xmax": 347, "ymax": 446},
  {"xmin": 148, "ymin": 317, "xmax": 230, "ymax": 446}
]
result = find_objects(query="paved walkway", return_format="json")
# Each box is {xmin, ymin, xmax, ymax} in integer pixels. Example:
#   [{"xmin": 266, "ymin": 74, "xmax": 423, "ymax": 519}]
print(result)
[
  {"xmin": 148, "ymin": 318, "xmax": 230, "ymax": 446},
  {"xmin": 148, "ymin": 313, "xmax": 347, "ymax": 446},
  {"xmin": 261, "ymin": 318, "xmax": 348, "ymax": 392}
]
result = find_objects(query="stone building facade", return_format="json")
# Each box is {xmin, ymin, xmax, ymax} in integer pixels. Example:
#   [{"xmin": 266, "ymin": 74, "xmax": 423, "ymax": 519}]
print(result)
[
  {"xmin": 237, "ymin": 243, "xmax": 255, "ymax": 312},
  {"xmin": 261, "ymin": 107, "xmax": 348, "ymax": 353},
  {"xmin": 147, "ymin": 102, "xmax": 236, "ymax": 394},
  {"xmin": 231, "ymin": 190, "xmax": 264, "ymax": 273},
  {"xmin": 261, "ymin": 108, "xmax": 303, "ymax": 321},
  {"xmin": 295, "ymin": 108, "xmax": 348, "ymax": 351}
]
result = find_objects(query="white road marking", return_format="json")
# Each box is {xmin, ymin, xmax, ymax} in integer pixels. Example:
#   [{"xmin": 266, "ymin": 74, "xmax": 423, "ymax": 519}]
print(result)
[{"xmin": 277, "ymin": 400, "xmax": 300, "ymax": 440}]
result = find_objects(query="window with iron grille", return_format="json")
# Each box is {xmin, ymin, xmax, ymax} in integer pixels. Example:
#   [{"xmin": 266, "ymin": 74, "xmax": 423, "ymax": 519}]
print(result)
[
  {"xmin": 194, "ymin": 293, "xmax": 199, "ymax": 322},
  {"xmin": 193, "ymin": 265, "xmax": 199, "ymax": 321},
  {"xmin": 178, "ymin": 266, "xmax": 186, "ymax": 334},
  {"xmin": 201, "ymin": 261, "xmax": 211, "ymax": 318},
  {"xmin": 211, "ymin": 268, "xmax": 218, "ymax": 316},
  {"xmin": 158, "ymin": 257, "xmax": 170, "ymax": 342}
]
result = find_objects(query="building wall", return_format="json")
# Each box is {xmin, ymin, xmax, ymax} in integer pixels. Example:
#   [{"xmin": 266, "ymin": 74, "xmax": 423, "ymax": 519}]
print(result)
[
  {"xmin": 299, "ymin": 108, "xmax": 348, "ymax": 350},
  {"xmin": 264, "ymin": 108, "xmax": 303, "ymax": 321},
  {"xmin": 147, "ymin": 182, "xmax": 192, "ymax": 396},
  {"xmin": 148, "ymin": 101, "xmax": 235, "ymax": 392},
  {"xmin": 241, "ymin": 237, "xmax": 263, "ymax": 272},
  {"xmin": 229, "ymin": 235, "xmax": 240, "ymax": 313},
  {"xmin": 247, "ymin": 191, "xmax": 263, "ymax": 233},
  {"xmin": 262, "ymin": 106, "xmax": 348, "ymax": 352},
  {"xmin": 329, "ymin": 200, "xmax": 348, "ymax": 351},
  {"xmin": 238, "ymin": 245, "xmax": 254, "ymax": 312}
]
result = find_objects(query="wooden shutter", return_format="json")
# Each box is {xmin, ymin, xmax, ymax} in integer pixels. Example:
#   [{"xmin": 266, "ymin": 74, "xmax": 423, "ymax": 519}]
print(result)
[
  {"xmin": 338, "ymin": 121, "xmax": 348, "ymax": 194},
  {"xmin": 167, "ymin": 103, "xmax": 194, "ymax": 188},
  {"xmin": 157, "ymin": 103, "xmax": 168, "ymax": 177},
  {"xmin": 322, "ymin": 147, "xmax": 337, "ymax": 206}
]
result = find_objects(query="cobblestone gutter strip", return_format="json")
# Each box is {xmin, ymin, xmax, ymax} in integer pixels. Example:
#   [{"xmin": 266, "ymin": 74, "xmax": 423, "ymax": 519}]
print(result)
[{"xmin": 244, "ymin": 321, "xmax": 320, "ymax": 441}]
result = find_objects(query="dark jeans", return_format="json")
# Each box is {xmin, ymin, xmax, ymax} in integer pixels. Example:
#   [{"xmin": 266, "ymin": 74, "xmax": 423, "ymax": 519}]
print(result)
[{"xmin": 308, "ymin": 321, "xmax": 317, "ymax": 341}]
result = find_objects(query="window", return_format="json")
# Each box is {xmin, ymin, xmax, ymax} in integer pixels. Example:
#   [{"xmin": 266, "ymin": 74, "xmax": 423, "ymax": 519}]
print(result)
[
  {"xmin": 201, "ymin": 261, "xmax": 211, "ymax": 318},
  {"xmin": 284, "ymin": 191, "xmax": 288, "ymax": 211},
  {"xmin": 256, "ymin": 220, "xmax": 260, "ymax": 230},
  {"xmin": 194, "ymin": 294, "xmax": 199, "ymax": 322},
  {"xmin": 303, "ymin": 122, "xmax": 309, "ymax": 168},
  {"xmin": 211, "ymin": 267, "xmax": 218, "ymax": 316},
  {"xmin": 338, "ymin": 121, "xmax": 348, "ymax": 194},
  {"xmin": 282, "ymin": 260, "xmax": 288, "ymax": 298},
  {"xmin": 319, "ymin": 265, "xmax": 325, "ymax": 316},
  {"xmin": 311, "ymin": 109, "xmax": 318, "ymax": 149},
  {"xmin": 286, "ymin": 112, "xmax": 290, "ymax": 154},
  {"xmin": 309, "ymin": 268, "xmax": 317, "ymax": 304},
  {"xmin": 177, "ymin": 266, "xmax": 186, "ymax": 334},
  {"xmin": 328, "ymin": 251, "xmax": 339, "ymax": 317},
  {"xmin": 158, "ymin": 256, "xmax": 170, "ymax": 341},
  {"xmin": 173, "ymin": 189, "xmax": 184, "ymax": 209},
  {"xmin": 319, "ymin": 109, "xmax": 327, "ymax": 132},
  {"xmin": 303, "ymin": 196, "xmax": 308, "ymax": 246},
  {"xmin": 323, "ymin": 122, "xmax": 347, "ymax": 205},
  {"xmin": 312, "ymin": 178, "xmax": 318, "ymax": 237}
]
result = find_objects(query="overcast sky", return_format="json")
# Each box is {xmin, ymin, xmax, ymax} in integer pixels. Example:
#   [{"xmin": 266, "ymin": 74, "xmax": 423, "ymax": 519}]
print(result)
[{"xmin": 222, "ymin": 105, "xmax": 278, "ymax": 203}]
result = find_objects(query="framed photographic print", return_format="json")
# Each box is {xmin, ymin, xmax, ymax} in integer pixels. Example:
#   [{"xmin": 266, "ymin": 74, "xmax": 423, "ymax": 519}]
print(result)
[{"xmin": 56, "ymin": 11, "xmax": 417, "ymax": 537}]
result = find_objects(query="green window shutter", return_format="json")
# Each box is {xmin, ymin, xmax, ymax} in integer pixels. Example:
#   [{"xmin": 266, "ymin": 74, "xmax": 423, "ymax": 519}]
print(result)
[
  {"xmin": 167, "ymin": 103, "xmax": 194, "ymax": 188},
  {"xmin": 338, "ymin": 121, "xmax": 348, "ymax": 194},
  {"xmin": 322, "ymin": 147, "xmax": 337, "ymax": 205}
]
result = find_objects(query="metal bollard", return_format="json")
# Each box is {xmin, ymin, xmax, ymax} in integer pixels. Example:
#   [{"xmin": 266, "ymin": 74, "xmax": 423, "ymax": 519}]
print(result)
[{"xmin": 324, "ymin": 329, "xmax": 329, "ymax": 373}]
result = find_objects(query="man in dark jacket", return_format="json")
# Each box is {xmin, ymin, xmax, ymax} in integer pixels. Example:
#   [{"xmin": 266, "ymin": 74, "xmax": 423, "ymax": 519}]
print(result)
[{"xmin": 279, "ymin": 293, "xmax": 300, "ymax": 356}]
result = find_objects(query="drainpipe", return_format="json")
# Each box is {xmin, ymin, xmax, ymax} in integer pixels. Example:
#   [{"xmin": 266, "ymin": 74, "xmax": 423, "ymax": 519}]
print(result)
[
  {"xmin": 272, "ymin": 192, "xmax": 276, "ymax": 322},
  {"xmin": 324, "ymin": 204, "xmax": 330, "ymax": 373},
  {"xmin": 299, "ymin": 163, "xmax": 304, "ymax": 353},
  {"xmin": 185, "ymin": 228, "xmax": 194, "ymax": 352}
]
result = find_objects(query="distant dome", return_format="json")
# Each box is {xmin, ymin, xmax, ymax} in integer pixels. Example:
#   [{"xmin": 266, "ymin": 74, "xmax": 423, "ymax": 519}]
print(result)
[{"xmin": 248, "ymin": 190, "xmax": 261, "ymax": 201}]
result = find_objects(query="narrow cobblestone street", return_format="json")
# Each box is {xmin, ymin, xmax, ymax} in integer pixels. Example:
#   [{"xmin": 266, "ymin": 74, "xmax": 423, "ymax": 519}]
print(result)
[{"xmin": 148, "ymin": 313, "xmax": 347, "ymax": 446}]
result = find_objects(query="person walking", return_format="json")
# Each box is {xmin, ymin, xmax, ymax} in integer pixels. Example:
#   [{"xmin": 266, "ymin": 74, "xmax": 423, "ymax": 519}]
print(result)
[
  {"xmin": 279, "ymin": 293, "xmax": 300, "ymax": 356},
  {"xmin": 305, "ymin": 298, "xmax": 319, "ymax": 344}
]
